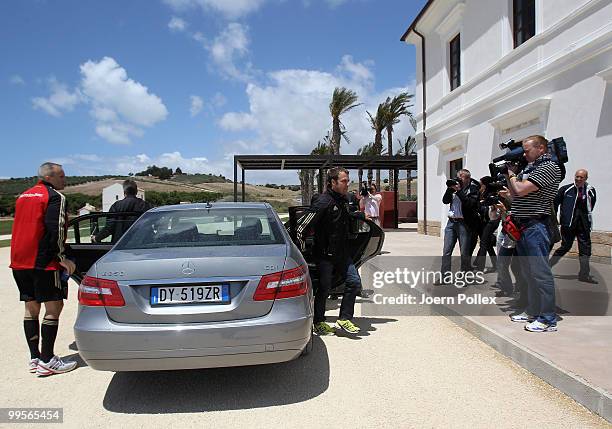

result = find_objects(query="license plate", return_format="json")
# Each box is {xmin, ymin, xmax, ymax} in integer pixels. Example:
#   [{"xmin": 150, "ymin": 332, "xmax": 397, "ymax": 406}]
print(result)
[{"xmin": 150, "ymin": 285, "xmax": 230, "ymax": 305}]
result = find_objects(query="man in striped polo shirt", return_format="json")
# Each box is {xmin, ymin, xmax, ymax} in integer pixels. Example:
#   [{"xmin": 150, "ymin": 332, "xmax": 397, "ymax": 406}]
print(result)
[{"xmin": 505, "ymin": 135, "xmax": 562, "ymax": 332}]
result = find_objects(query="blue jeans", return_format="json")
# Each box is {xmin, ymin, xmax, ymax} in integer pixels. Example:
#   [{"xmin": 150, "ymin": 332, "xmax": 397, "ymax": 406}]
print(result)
[
  {"xmin": 314, "ymin": 258, "xmax": 362, "ymax": 323},
  {"xmin": 516, "ymin": 221, "xmax": 556, "ymax": 324},
  {"xmin": 441, "ymin": 219, "xmax": 472, "ymax": 274}
]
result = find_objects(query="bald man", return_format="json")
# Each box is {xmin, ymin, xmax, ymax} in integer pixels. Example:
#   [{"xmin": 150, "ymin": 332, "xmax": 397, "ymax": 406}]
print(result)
[{"xmin": 550, "ymin": 169, "xmax": 597, "ymax": 283}]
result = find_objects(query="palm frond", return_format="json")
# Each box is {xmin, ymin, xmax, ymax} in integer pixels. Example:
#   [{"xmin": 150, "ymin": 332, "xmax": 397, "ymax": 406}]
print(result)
[{"xmin": 329, "ymin": 87, "xmax": 360, "ymax": 118}]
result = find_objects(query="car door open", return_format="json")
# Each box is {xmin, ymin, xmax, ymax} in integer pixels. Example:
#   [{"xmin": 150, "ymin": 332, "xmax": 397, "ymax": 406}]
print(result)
[{"xmin": 65, "ymin": 212, "xmax": 143, "ymax": 283}]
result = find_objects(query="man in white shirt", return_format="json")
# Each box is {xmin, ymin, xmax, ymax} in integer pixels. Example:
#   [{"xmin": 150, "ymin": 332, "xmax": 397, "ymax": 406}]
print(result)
[{"xmin": 359, "ymin": 183, "xmax": 383, "ymax": 226}]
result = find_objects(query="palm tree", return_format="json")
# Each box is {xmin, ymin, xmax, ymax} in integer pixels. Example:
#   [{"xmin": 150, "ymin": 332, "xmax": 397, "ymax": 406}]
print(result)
[
  {"xmin": 358, "ymin": 142, "xmax": 385, "ymax": 188},
  {"xmin": 397, "ymin": 136, "xmax": 417, "ymax": 198},
  {"xmin": 329, "ymin": 87, "xmax": 360, "ymax": 155},
  {"xmin": 298, "ymin": 137, "xmax": 334, "ymax": 203},
  {"xmin": 366, "ymin": 102, "xmax": 387, "ymax": 189},
  {"xmin": 383, "ymin": 93, "xmax": 413, "ymax": 189}
]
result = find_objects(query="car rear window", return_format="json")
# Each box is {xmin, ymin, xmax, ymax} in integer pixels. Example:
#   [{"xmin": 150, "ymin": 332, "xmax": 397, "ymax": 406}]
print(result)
[{"xmin": 114, "ymin": 208, "xmax": 286, "ymax": 250}]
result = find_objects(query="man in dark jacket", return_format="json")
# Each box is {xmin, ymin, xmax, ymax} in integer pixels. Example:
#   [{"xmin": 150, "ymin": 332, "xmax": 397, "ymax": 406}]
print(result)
[
  {"xmin": 549, "ymin": 169, "xmax": 597, "ymax": 283},
  {"xmin": 438, "ymin": 168, "xmax": 480, "ymax": 281},
  {"xmin": 297, "ymin": 167, "xmax": 368, "ymax": 335},
  {"xmin": 92, "ymin": 179, "xmax": 152, "ymax": 243}
]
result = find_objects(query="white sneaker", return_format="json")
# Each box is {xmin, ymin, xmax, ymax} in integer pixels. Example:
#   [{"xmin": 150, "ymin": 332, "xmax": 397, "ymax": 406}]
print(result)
[
  {"xmin": 510, "ymin": 312, "xmax": 535, "ymax": 323},
  {"xmin": 29, "ymin": 358, "xmax": 39, "ymax": 373},
  {"xmin": 36, "ymin": 355, "xmax": 77, "ymax": 377},
  {"xmin": 525, "ymin": 320, "xmax": 557, "ymax": 332}
]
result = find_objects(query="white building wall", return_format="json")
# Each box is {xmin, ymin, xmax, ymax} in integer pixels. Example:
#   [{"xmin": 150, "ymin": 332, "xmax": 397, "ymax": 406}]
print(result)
[
  {"xmin": 407, "ymin": 0, "xmax": 612, "ymax": 236},
  {"xmin": 102, "ymin": 183, "xmax": 123, "ymax": 212}
]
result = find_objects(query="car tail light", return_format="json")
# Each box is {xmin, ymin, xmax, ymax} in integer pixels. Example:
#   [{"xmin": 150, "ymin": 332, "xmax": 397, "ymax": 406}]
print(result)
[
  {"xmin": 253, "ymin": 265, "xmax": 308, "ymax": 301},
  {"xmin": 78, "ymin": 275, "xmax": 125, "ymax": 307}
]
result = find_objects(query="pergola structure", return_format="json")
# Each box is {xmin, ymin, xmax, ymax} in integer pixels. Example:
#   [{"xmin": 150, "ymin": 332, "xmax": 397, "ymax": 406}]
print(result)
[{"xmin": 233, "ymin": 154, "xmax": 417, "ymax": 228}]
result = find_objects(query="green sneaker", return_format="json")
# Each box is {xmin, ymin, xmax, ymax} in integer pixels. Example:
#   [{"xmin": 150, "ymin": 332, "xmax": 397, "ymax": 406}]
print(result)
[
  {"xmin": 336, "ymin": 319, "xmax": 361, "ymax": 334},
  {"xmin": 314, "ymin": 322, "xmax": 336, "ymax": 336}
]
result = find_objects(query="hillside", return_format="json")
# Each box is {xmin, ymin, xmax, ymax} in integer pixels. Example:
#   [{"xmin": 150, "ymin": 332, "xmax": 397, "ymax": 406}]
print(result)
[{"xmin": 63, "ymin": 176, "xmax": 301, "ymax": 204}]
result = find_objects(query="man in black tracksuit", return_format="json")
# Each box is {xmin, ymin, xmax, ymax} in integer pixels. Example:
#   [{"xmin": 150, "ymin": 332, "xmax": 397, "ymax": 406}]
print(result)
[
  {"xmin": 549, "ymin": 169, "xmax": 597, "ymax": 283},
  {"xmin": 297, "ymin": 167, "xmax": 368, "ymax": 335},
  {"xmin": 92, "ymin": 179, "xmax": 152, "ymax": 243}
]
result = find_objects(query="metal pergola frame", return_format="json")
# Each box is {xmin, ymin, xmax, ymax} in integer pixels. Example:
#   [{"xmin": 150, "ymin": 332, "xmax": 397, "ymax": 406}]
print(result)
[{"xmin": 233, "ymin": 154, "xmax": 417, "ymax": 229}]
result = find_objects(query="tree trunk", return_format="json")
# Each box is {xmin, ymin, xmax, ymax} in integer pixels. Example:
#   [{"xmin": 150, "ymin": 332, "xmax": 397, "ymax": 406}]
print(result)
[
  {"xmin": 299, "ymin": 169, "xmax": 314, "ymax": 205},
  {"xmin": 387, "ymin": 126, "xmax": 394, "ymax": 190},
  {"xmin": 367, "ymin": 169, "xmax": 373, "ymax": 186},
  {"xmin": 331, "ymin": 117, "xmax": 341, "ymax": 155},
  {"xmin": 373, "ymin": 130, "xmax": 383, "ymax": 190},
  {"xmin": 406, "ymin": 169, "xmax": 411, "ymax": 198},
  {"xmin": 358, "ymin": 169, "xmax": 363, "ymax": 189}
]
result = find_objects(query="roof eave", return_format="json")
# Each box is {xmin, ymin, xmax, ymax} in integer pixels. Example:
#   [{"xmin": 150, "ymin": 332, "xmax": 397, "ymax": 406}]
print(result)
[{"xmin": 399, "ymin": 0, "xmax": 436, "ymax": 42}]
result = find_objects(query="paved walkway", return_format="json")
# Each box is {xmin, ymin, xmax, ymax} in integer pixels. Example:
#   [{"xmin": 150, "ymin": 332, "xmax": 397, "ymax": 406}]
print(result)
[{"xmin": 369, "ymin": 224, "xmax": 612, "ymax": 422}]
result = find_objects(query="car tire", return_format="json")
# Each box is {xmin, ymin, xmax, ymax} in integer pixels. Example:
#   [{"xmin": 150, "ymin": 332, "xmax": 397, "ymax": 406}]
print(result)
[{"xmin": 300, "ymin": 326, "xmax": 314, "ymax": 357}]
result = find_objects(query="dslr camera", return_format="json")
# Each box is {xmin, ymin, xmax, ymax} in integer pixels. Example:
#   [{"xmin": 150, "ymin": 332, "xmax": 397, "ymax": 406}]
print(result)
[
  {"xmin": 360, "ymin": 183, "xmax": 370, "ymax": 197},
  {"xmin": 489, "ymin": 137, "xmax": 569, "ymax": 181},
  {"xmin": 446, "ymin": 178, "xmax": 460, "ymax": 188}
]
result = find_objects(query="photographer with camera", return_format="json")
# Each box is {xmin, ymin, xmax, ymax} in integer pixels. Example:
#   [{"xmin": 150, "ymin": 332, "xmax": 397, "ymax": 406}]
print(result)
[
  {"xmin": 487, "ymin": 190, "xmax": 528, "ymax": 306},
  {"xmin": 436, "ymin": 169, "xmax": 480, "ymax": 283},
  {"xmin": 504, "ymin": 135, "xmax": 562, "ymax": 333},
  {"xmin": 359, "ymin": 182, "xmax": 382, "ymax": 226},
  {"xmin": 473, "ymin": 176, "xmax": 499, "ymax": 273},
  {"xmin": 549, "ymin": 169, "xmax": 597, "ymax": 283}
]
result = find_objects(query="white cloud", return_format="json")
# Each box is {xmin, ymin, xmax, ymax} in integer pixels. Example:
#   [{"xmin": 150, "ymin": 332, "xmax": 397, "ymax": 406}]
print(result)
[
  {"xmin": 190, "ymin": 95, "xmax": 203, "ymax": 116},
  {"xmin": 205, "ymin": 22, "xmax": 254, "ymax": 81},
  {"xmin": 31, "ymin": 57, "xmax": 168, "ymax": 145},
  {"xmin": 168, "ymin": 16, "xmax": 188, "ymax": 32},
  {"xmin": 10, "ymin": 74, "xmax": 25, "ymax": 85},
  {"xmin": 218, "ymin": 55, "xmax": 415, "ymax": 159},
  {"xmin": 57, "ymin": 151, "xmax": 229, "ymax": 177},
  {"xmin": 218, "ymin": 112, "xmax": 257, "ymax": 131},
  {"xmin": 32, "ymin": 78, "xmax": 83, "ymax": 117},
  {"xmin": 80, "ymin": 56, "xmax": 168, "ymax": 144},
  {"xmin": 212, "ymin": 92, "xmax": 227, "ymax": 107},
  {"xmin": 163, "ymin": 0, "xmax": 266, "ymax": 19},
  {"xmin": 338, "ymin": 55, "xmax": 374, "ymax": 84}
]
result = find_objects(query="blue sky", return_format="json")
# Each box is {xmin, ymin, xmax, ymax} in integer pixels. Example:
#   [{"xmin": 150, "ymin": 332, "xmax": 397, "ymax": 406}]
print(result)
[{"xmin": 1, "ymin": 0, "xmax": 426, "ymax": 183}]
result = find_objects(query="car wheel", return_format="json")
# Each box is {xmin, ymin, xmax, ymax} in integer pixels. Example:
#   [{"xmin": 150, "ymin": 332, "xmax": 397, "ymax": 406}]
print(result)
[{"xmin": 300, "ymin": 326, "xmax": 314, "ymax": 357}]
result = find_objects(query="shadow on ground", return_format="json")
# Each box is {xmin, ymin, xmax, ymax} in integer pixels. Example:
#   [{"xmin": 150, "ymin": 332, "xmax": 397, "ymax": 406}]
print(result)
[{"xmin": 102, "ymin": 337, "xmax": 330, "ymax": 414}]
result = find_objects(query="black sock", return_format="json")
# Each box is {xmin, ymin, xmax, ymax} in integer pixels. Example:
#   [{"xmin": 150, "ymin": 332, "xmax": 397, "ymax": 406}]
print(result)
[
  {"xmin": 40, "ymin": 318, "xmax": 59, "ymax": 363},
  {"xmin": 23, "ymin": 317, "xmax": 40, "ymax": 360}
]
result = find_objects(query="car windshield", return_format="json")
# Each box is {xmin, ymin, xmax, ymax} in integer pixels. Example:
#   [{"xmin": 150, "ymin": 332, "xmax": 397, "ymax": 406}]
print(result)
[{"xmin": 114, "ymin": 208, "xmax": 285, "ymax": 250}]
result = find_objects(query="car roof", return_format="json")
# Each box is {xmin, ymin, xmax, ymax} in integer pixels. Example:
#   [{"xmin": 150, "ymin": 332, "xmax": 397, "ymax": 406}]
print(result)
[{"xmin": 149, "ymin": 202, "xmax": 272, "ymax": 212}]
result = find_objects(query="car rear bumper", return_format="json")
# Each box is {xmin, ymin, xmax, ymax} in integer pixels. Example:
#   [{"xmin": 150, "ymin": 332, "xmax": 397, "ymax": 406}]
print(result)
[{"xmin": 74, "ymin": 298, "xmax": 312, "ymax": 372}]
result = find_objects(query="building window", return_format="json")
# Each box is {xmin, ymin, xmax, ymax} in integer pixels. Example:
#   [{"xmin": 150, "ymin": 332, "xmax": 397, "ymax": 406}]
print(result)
[
  {"xmin": 449, "ymin": 34, "xmax": 461, "ymax": 91},
  {"xmin": 449, "ymin": 158, "xmax": 463, "ymax": 180},
  {"xmin": 513, "ymin": 0, "xmax": 535, "ymax": 48}
]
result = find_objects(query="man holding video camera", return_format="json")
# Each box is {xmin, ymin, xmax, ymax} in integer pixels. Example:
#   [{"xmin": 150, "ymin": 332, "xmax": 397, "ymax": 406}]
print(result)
[
  {"xmin": 438, "ymin": 169, "xmax": 480, "ymax": 282},
  {"xmin": 505, "ymin": 135, "xmax": 562, "ymax": 332}
]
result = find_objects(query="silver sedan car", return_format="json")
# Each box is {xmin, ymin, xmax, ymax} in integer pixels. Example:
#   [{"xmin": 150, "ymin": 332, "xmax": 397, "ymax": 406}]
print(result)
[{"xmin": 66, "ymin": 202, "xmax": 383, "ymax": 372}]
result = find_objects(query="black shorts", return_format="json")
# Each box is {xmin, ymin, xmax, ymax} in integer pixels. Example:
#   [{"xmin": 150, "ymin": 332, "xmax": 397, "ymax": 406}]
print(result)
[{"xmin": 12, "ymin": 269, "xmax": 68, "ymax": 303}]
